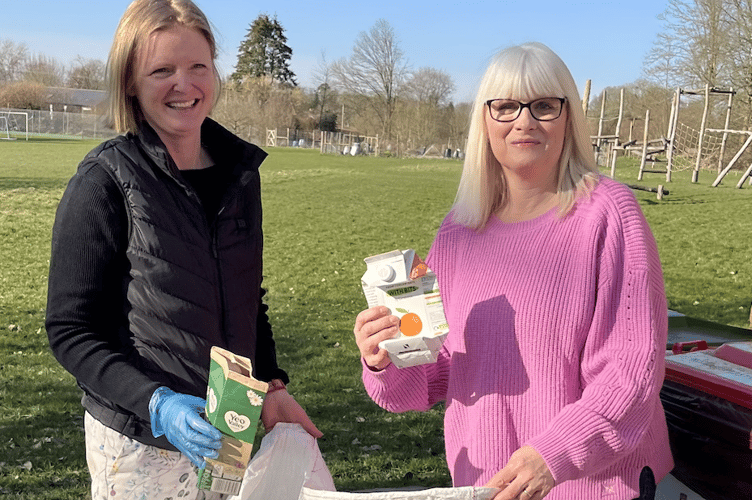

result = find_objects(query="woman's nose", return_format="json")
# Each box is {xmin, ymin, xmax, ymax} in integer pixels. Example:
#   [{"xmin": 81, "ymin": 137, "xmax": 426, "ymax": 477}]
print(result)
[
  {"xmin": 172, "ymin": 71, "xmax": 192, "ymax": 91},
  {"xmin": 514, "ymin": 107, "xmax": 537, "ymax": 128}
]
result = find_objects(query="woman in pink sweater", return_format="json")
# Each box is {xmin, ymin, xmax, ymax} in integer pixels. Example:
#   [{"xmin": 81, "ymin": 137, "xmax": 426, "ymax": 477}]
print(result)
[{"xmin": 353, "ymin": 42, "xmax": 673, "ymax": 500}]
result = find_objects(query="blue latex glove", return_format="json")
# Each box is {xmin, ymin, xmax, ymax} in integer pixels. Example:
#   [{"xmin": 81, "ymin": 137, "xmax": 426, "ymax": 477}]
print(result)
[{"xmin": 149, "ymin": 386, "xmax": 222, "ymax": 468}]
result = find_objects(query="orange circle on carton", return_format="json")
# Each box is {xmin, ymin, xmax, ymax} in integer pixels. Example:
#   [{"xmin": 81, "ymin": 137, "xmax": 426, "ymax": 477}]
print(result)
[{"xmin": 400, "ymin": 313, "xmax": 423, "ymax": 336}]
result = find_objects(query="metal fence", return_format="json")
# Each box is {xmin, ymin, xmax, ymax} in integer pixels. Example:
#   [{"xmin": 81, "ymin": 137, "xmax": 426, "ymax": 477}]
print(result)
[{"xmin": 0, "ymin": 107, "xmax": 116, "ymax": 140}]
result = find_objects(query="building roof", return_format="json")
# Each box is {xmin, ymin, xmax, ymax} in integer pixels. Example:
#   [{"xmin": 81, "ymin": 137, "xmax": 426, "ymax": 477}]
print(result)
[{"xmin": 45, "ymin": 87, "xmax": 107, "ymax": 109}]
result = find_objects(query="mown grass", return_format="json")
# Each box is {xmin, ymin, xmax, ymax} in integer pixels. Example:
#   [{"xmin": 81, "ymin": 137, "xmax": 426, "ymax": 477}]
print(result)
[{"xmin": 0, "ymin": 138, "xmax": 750, "ymax": 498}]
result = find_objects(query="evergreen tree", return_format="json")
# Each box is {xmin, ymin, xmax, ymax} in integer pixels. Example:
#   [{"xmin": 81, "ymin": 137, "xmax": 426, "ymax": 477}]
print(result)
[{"xmin": 232, "ymin": 14, "xmax": 296, "ymax": 86}]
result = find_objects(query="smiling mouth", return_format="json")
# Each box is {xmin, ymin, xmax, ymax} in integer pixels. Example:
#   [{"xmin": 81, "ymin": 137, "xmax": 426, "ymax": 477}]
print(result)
[{"xmin": 167, "ymin": 99, "xmax": 199, "ymax": 109}]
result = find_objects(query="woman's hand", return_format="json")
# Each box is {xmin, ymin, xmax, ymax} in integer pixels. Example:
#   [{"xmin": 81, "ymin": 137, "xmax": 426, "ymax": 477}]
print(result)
[
  {"xmin": 353, "ymin": 306, "xmax": 400, "ymax": 371},
  {"xmin": 485, "ymin": 446, "xmax": 555, "ymax": 500},
  {"xmin": 261, "ymin": 388, "xmax": 323, "ymax": 438}
]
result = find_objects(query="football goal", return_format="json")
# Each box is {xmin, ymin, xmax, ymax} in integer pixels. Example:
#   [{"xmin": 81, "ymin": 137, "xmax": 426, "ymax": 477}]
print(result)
[{"xmin": 0, "ymin": 111, "xmax": 29, "ymax": 140}]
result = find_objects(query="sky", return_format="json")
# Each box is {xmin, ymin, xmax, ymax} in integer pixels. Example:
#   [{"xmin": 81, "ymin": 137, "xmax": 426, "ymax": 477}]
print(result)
[{"xmin": 0, "ymin": 0, "xmax": 669, "ymax": 102}]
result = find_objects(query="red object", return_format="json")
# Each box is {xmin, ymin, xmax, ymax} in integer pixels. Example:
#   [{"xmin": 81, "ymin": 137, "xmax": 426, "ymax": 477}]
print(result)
[{"xmin": 671, "ymin": 340, "xmax": 708, "ymax": 355}]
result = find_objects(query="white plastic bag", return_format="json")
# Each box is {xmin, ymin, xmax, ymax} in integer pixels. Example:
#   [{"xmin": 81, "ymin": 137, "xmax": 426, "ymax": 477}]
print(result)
[
  {"xmin": 232, "ymin": 422, "xmax": 335, "ymax": 500},
  {"xmin": 300, "ymin": 486, "xmax": 499, "ymax": 500}
]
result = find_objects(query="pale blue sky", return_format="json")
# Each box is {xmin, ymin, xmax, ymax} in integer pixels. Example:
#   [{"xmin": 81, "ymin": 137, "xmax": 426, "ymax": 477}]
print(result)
[{"xmin": 1, "ymin": 0, "xmax": 668, "ymax": 102}]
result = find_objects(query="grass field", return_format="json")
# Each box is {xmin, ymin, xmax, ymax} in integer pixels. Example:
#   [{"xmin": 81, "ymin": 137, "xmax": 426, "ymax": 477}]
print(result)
[{"xmin": 1, "ymin": 137, "xmax": 750, "ymax": 498}]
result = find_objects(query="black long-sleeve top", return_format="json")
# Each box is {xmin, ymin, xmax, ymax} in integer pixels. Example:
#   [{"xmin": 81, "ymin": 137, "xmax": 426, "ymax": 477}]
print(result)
[{"xmin": 46, "ymin": 124, "xmax": 286, "ymax": 443}]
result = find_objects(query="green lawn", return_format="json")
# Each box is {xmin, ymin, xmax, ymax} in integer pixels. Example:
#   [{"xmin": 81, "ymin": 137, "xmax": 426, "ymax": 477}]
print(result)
[{"xmin": 0, "ymin": 138, "xmax": 750, "ymax": 498}]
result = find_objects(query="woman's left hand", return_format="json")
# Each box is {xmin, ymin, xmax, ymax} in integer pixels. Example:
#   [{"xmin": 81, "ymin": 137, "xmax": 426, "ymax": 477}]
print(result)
[
  {"xmin": 485, "ymin": 446, "xmax": 555, "ymax": 500},
  {"xmin": 261, "ymin": 388, "xmax": 324, "ymax": 439}
]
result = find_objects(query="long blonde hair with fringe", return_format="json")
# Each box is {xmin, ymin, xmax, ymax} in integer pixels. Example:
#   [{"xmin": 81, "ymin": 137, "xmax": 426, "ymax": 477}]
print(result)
[
  {"xmin": 105, "ymin": 0, "xmax": 221, "ymax": 134},
  {"xmin": 452, "ymin": 42, "xmax": 599, "ymax": 231}
]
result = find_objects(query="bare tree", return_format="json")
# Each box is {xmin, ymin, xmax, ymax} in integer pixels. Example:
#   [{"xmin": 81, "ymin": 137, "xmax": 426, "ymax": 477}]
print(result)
[
  {"xmin": 331, "ymin": 19, "xmax": 410, "ymax": 141},
  {"xmin": 0, "ymin": 39, "xmax": 29, "ymax": 82},
  {"xmin": 404, "ymin": 67, "xmax": 454, "ymax": 107},
  {"xmin": 726, "ymin": 0, "xmax": 752, "ymax": 127},
  {"xmin": 311, "ymin": 51, "xmax": 338, "ymax": 130},
  {"xmin": 400, "ymin": 67, "xmax": 456, "ymax": 150},
  {"xmin": 213, "ymin": 86, "xmax": 254, "ymax": 138},
  {"xmin": 445, "ymin": 101, "xmax": 472, "ymax": 152},
  {"xmin": 24, "ymin": 54, "xmax": 64, "ymax": 87},
  {"xmin": 643, "ymin": 32, "xmax": 682, "ymax": 89},
  {"xmin": 67, "ymin": 56, "xmax": 105, "ymax": 89},
  {"xmin": 647, "ymin": 0, "xmax": 731, "ymax": 88},
  {"xmin": 213, "ymin": 77, "xmax": 304, "ymax": 144}
]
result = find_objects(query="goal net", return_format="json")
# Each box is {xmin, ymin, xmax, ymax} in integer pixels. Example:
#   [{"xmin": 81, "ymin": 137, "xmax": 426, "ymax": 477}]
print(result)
[
  {"xmin": 0, "ymin": 116, "xmax": 10, "ymax": 140},
  {"xmin": 671, "ymin": 122, "xmax": 725, "ymax": 171}
]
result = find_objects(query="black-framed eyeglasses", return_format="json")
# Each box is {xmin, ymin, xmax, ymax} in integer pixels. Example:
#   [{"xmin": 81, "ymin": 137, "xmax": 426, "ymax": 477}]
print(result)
[{"xmin": 486, "ymin": 97, "xmax": 566, "ymax": 122}]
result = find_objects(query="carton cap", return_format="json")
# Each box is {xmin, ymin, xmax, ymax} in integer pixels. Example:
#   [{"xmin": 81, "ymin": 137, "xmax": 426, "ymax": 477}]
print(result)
[{"xmin": 362, "ymin": 249, "xmax": 415, "ymax": 287}]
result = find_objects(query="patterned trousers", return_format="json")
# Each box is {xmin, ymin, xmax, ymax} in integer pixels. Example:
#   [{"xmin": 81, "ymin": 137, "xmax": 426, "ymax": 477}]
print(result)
[{"xmin": 85, "ymin": 412, "xmax": 230, "ymax": 500}]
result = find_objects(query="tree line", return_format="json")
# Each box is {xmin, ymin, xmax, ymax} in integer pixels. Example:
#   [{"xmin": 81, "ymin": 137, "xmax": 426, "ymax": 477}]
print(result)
[
  {"xmin": 213, "ymin": 15, "xmax": 470, "ymax": 154},
  {"xmin": 0, "ymin": 15, "xmax": 468, "ymax": 155},
  {"xmin": 10, "ymin": 3, "xmax": 752, "ymax": 157},
  {"xmin": 0, "ymin": 39, "xmax": 104, "ymax": 108}
]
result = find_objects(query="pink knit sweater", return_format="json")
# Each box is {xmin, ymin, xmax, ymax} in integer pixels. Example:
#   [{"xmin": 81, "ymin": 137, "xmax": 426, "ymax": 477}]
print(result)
[{"xmin": 362, "ymin": 178, "xmax": 673, "ymax": 499}]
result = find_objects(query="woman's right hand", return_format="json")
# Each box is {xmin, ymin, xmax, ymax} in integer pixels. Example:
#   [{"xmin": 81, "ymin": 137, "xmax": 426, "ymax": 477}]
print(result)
[{"xmin": 353, "ymin": 306, "xmax": 400, "ymax": 371}]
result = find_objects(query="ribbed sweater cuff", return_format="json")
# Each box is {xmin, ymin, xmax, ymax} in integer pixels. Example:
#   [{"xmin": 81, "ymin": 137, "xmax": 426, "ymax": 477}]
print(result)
[{"xmin": 361, "ymin": 359, "xmax": 431, "ymax": 413}]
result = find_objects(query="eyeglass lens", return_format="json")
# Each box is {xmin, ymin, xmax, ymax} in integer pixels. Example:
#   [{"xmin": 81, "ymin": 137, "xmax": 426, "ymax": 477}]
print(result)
[{"xmin": 488, "ymin": 98, "xmax": 563, "ymax": 121}]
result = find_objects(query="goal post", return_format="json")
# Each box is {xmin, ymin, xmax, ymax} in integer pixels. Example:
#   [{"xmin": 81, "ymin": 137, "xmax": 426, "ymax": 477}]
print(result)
[
  {"xmin": 0, "ymin": 111, "xmax": 29, "ymax": 141},
  {"xmin": 0, "ymin": 116, "xmax": 11, "ymax": 140}
]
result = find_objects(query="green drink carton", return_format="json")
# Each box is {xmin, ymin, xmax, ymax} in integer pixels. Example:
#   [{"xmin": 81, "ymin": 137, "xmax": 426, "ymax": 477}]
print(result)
[
  {"xmin": 361, "ymin": 249, "xmax": 449, "ymax": 368},
  {"xmin": 197, "ymin": 346, "xmax": 268, "ymax": 495}
]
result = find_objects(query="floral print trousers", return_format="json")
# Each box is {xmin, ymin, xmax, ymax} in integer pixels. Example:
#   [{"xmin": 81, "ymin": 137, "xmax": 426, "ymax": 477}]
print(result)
[{"xmin": 85, "ymin": 412, "xmax": 230, "ymax": 500}]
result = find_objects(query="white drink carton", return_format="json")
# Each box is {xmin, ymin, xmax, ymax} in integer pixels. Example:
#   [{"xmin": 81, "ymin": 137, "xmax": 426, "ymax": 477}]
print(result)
[{"xmin": 361, "ymin": 249, "xmax": 449, "ymax": 368}]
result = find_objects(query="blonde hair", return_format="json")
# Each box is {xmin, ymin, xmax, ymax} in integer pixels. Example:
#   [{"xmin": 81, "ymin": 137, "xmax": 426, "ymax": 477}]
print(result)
[
  {"xmin": 452, "ymin": 42, "xmax": 599, "ymax": 231},
  {"xmin": 105, "ymin": 0, "xmax": 220, "ymax": 134}
]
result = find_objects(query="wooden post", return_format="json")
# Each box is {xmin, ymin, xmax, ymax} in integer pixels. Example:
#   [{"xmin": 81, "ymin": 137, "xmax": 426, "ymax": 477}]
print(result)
[
  {"xmin": 737, "ymin": 160, "xmax": 752, "ymax": 188},
  {"xmin": 666, "ymin": 90, "xmax": 676, "ymax": 141},
  {"xmin": 595, "ymin": 90, "xmax": 607, "ymax": 165},
  {"xmin": 693, "ymin": 84, "xmax": 710, "ymax": 183},
  {"xmin": 629, "ymin": 119, "xmax": 635, "ymax": 145},
  {"xmin": 597, "ymin": 91, "xmax": 606, "ymax": 147},
  {"xmin": 626, "ymin": 183, "xmax": 669, "ymax": 197},
  {"xmin": 582, "ymin": 79, "xmax": 591, "ymax": 116},
  {"xmin": 638, "ymin": 109, "xmax": 650, "ymax": 181},
  {"xmin": 609, "ymin": 88, "xmax": 626, "ymax": 177},
  {"xmin": 712, "ymin": 132, "xmax": 752, "ymax": 186},
  {"xmin": 666, "ymin": 88, "xmax": 681, "ymax": 182},
  {"xmin": 718, "ymin": 89, "xmax": 733, "ymax": 173},
  {"xmin": 615, "ymin": 88, "xmax": 625, "ymax": 145}
]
